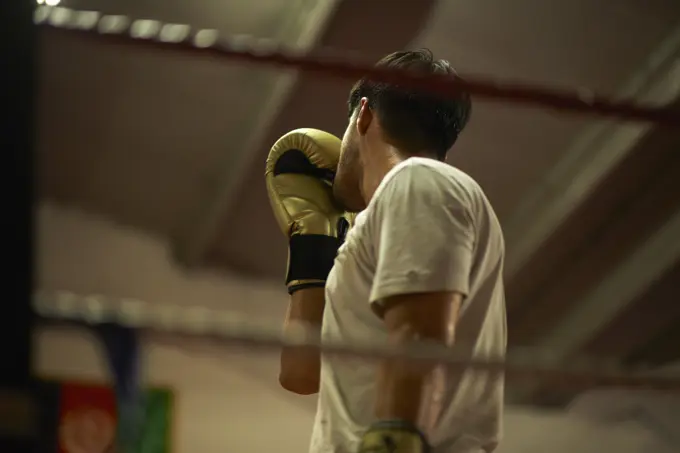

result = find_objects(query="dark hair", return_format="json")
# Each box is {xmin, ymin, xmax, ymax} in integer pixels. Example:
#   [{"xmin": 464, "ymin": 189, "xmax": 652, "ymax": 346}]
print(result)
[{"xmin": 348, "ymin": 49, "xmax": 471, "ymax": 160}]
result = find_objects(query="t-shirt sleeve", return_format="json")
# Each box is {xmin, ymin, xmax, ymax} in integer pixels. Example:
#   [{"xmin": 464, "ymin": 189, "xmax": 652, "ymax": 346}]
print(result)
[{"xmin": 368, "ymin": 163, "xmax": 475, "ymax": 306}]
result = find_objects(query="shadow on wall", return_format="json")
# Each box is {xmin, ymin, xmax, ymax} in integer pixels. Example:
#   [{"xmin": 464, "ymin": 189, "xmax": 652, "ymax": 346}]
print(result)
[
  {"xmin": 35, "ymin": 202, "xmax": 288, "ymax": 321},
  {"xmin": 499, "ymin": 407, "xmax": 678, "ymax": 453}
]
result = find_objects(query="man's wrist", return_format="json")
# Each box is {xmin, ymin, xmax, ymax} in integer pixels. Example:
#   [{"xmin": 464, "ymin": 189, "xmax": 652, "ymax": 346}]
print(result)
[{"xmin": 286, "ymin": 234, "xmax": 342, "ymax": 291}]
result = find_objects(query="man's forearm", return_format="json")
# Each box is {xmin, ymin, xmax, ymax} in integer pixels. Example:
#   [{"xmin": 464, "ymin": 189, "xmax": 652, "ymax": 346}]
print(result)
[
  {"xmin": 374, "ymin": 292, "xmax": 462, "ymax": 426},
  {"xmin": 279, "ymin": 287, "xmax": 326, "ymax": 395},
  {"xmin": 375, "ymin": 325, "xmax": 435, "ymax": 424}
]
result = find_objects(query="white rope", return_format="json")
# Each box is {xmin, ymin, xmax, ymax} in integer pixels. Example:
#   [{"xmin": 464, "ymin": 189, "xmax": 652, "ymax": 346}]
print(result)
[
  {"xmin": 33, "ymin": 6, "xmax": 680, "ymax": 123},
  {"xmin": 35, "ymin": 6, "xmax": 222, "ymax": 47},
  {"xmin": 33, "ymin": 290, "xmax": 680, "ymax": 392}
]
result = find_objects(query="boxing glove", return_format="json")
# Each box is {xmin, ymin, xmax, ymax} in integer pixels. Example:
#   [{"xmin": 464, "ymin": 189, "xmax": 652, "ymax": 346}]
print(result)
[
  {"xmin": 358, "ymin": 420, "xmax": 431, "ymax": 453},
  {"xmin": 265, "ymin": 128, "xmax": 351, "ymax": 294}
]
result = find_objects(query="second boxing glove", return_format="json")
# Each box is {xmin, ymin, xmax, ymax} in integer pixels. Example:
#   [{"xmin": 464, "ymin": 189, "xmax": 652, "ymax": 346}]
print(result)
[{"xmin": 265, "ymin": 128, "xmax": 350, "ymax": 294}]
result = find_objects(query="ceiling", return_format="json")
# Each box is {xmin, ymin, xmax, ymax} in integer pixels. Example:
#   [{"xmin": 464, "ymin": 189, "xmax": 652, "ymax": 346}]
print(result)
[{"xmin": 37, "ymin": 0, "xmax": 680, "ymax": 405}]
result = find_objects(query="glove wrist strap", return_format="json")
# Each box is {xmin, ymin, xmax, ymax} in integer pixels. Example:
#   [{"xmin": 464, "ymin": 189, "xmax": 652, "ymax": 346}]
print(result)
[{"xmin": 286, "ymin": 234, "xmax": 342, "ymax": 294}]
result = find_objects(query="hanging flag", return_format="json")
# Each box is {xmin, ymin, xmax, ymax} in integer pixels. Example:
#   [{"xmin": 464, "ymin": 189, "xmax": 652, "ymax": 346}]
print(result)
[{"xmin": 37, "ymin": 379, "xmax": 173, "ymax": 453}]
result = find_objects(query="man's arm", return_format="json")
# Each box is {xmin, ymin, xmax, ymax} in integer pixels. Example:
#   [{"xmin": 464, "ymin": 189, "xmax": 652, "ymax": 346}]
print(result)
[
  {"xmin": 375, "ymin": 291, "xmax": 462, "ymax": 422},
  {"xmin": 359, "ymin": 163, "xmax": 475, "ymax": 451},
  {"xmin": 279, "ymin": 287, "xmax": 325, "ymax": 395},
  {"xmin": 264, "ymin": 129, "xmax": 348, "ymax": 395}
]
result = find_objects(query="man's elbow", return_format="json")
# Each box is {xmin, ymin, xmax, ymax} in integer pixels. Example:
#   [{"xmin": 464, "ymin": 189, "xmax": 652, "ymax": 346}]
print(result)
[
  {"xmin": 278, "ymin": 370, "xmax": 319, "ymax": 395},
  {"xmin": 279, "ymin": 350, "xmax": 320, "ymax": 395}
]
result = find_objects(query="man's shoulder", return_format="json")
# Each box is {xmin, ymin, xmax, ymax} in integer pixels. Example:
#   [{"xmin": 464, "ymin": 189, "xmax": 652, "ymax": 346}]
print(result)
[
  {"xmin": 386, "ymin": 156, "xmax": 477, "ymax": 183},
  {"xmin": 409, "ymin": 157, "xmax": 479, "ymax": 185},
  {"xmin": 379, "ymin": 157, "xmax": 483, "ymax": 202}
]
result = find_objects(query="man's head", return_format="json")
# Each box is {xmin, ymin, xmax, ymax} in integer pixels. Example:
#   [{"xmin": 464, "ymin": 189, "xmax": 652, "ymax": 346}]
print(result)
[{"xmin": 333, "ymin": 49, "xmax": 472, "ymax": 212}]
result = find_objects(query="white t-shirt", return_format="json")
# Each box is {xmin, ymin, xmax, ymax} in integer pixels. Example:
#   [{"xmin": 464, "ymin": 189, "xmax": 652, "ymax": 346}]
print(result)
[{"xmin": 309, "ymin": 157, "xmax": 506, "ymax": 453}]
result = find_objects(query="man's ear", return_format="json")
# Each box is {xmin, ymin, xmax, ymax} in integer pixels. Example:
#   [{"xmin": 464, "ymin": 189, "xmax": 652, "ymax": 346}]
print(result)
[{"xmin": 356, "ymin": 97, "xmax": 373, "ymax": 136}]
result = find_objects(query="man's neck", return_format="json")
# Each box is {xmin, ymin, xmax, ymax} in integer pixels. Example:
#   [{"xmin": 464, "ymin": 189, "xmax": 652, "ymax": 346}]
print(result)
[{"xmin": 360, "ymin": 145, "xmax": 405, "ymax": 205}]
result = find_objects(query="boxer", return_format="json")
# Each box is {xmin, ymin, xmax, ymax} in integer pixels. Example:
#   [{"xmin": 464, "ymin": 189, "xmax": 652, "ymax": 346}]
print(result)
[{"xmin": 266, "ymin": 49, "xmax": 506, "ymax": 453}]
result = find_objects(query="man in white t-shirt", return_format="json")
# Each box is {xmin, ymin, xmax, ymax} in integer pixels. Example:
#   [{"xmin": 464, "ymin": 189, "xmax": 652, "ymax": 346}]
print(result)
[{"xmin": 265, "ymin": 49, "xmax": 506, "ymax": 453}]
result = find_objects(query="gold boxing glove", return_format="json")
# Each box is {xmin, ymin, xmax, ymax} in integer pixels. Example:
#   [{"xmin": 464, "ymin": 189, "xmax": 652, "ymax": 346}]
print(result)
[
  {"xmin": 265, "ymin": 129, "xmax": 351, "ymax": 294},
  {"xmin": 358, "ymin": 421, "xmax": 431, "ymax": 453}
]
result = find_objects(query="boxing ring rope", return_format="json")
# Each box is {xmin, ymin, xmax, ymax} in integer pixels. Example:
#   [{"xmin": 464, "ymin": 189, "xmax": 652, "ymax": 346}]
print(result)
[
  {"xmin": 34, "ymin": 290, "xmax": 680, "ymax": 392},
  {"xmin": 35, "ymin": 6, "xmax": 680, "ymax": 124}
]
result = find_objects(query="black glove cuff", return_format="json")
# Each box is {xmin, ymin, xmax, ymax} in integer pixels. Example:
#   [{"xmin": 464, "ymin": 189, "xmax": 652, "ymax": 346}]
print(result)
[{"xmin": 286, "ymin": 234, "xmax": 342, "ymax": 291}]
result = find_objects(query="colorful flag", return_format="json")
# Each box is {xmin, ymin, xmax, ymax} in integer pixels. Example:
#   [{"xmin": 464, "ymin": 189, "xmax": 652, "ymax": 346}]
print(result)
[{"xmin": 37, "ymin": 379, "xmax": 173, "ymax": 453}]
